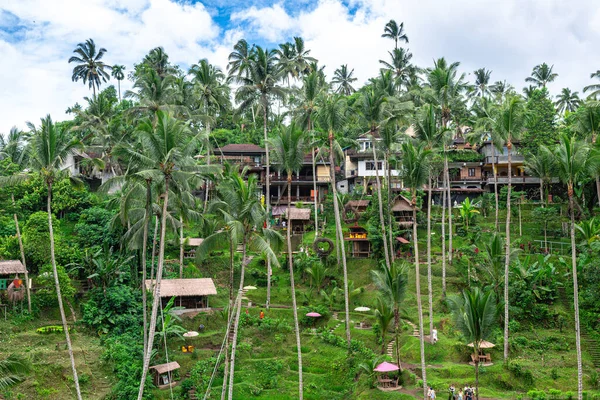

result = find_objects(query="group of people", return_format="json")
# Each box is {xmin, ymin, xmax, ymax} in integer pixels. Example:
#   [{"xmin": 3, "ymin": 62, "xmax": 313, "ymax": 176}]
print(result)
[{"xmin": 447, "ymin": 384, "xmax": 477, "ymax": 400}]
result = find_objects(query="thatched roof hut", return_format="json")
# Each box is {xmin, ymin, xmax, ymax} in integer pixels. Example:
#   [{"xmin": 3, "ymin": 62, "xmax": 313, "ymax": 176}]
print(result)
[
  {"xmin": 0, "ymin": 260, "xmax": 26, "ymax": 275},
  {"xmin": 150, "ymin": 361, "xmax": 181, "ymax": 388},
  {"xmin": 145, "ymin": 278, "xmax": 217, "ymax": 309}
]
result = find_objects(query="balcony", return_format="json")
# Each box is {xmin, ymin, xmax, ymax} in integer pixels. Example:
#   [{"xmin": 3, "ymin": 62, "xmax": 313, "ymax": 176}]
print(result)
[
  {"xmin": 449, "ymin": 176, "xmax": 484, "ymax": 182},
  {"xmin": 270, "ymin": 175, "xmax": 331, "ymax": 183},
  {"xmin": 485, "ymin": 155, "xmax": 525, "ymax": 165},
  {"xmin": 217, "ymin": 155, "xmax": 264, "ymax": 168},
  {"xmin": 270, "ymin": 196, "xmax": 314, "ymax": 204},
  {"xmin": 487, "ymin": 176, "xmax": 541, "ymax": 185}
]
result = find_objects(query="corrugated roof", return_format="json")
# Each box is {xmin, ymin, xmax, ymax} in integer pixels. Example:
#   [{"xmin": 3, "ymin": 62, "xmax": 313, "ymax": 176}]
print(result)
[
  {"xmin": 150, "ymin": 361, "xmax": 180, "ymax": 374},
  {"xmin": 0, "ymin": 260, "xmax": 26, "ymax": 275},
  {"xmin": 220, "ymin": 144, "xmax": 265, "ymax": 153},
  {"xmin": 145, "ymin": 279, "xmax": 217, "ymax": 297}
]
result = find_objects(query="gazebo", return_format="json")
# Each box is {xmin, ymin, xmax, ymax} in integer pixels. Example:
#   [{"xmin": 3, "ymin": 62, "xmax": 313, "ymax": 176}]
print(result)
[
  {"xmin": 145, "ymin": 278, "xmax": 217, "ymax": 309},
  {"xmin": 344, "ymin": 225, "xmax": 371, "ymax": 258},
  {"xmin": 149, "ymin": 361, "xmax": 180, "ymax": 388},
  {"xmin": 391, "ymin": 195, "xmax": 416, "ymax": 228}
]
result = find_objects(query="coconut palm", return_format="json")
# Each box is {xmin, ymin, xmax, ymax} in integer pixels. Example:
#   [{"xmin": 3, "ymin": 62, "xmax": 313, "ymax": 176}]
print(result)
[
  {"xmin": 233, "ymin": 45, "xmax": 286, "ymax": 310},
  {"xmin": 140, "ymin": 47, "xmax": 177, "ymax": 78},
  {"xmin": 525, "ymin": 63, "xmax": 558, "ymax": 88},
  {"xmin": 381, "ymin": 19, "xmax": 409, "ymax": 49},
  {"xmin": 490, "ymin": 80, "xmax": 514, "ymax": 99},
  {"xmin": 26, "ymin": 116, "xmax": 83, "ymax": 399},
  {"xmin": 574, "ymin": 103, "xmax": 600, "ymax": 207},
  {"xmin": 227, "ymin": 39, "xmax": 254, "ymax": 79},
  {"xmin": 494, "ymin": 95, "xmax": 527, "ymax": 361},
  {"xmin": 471, "ymin": 68, "xmax": 492, "ymax": 98},
  {"xmin": 111, "ymin": 64, "xmax": 126, "ymax": 101},
  {"xmin": 315, "ymin": 94, "xmax": 352, "ymax": 348},
  {"xmin": 277, "ymin": 37, "xmax": 316, "ymax": 84},
  {"xmin": 524, "ymin": 146, "xmax": 555, "ymax": 206},
  {"xmin": 125, "ymin": 68, "xmax": 179, "ymax": 118},
  {"xmin": 133, "ymin": 111, "xmax": 204, "ymax": 399},
  {"xmin": 583, "ymin": 70, "xmax": 600, "ymax": 99},
  {"xmin": 378, "ymin": 48, "xmax": 414, "ymax": 91},
  {"xmin": 269, "ymin": 123, "xmax": 309, "ymax": 399},
  {"xmin": 555, "ymin": 88, "xmax": 582, "ymax": 114},
  {"xmin": 332, "ymin": 64, "xmax": 357, "ymax": 95},
  {"xmin": 554, "ymin": 134, "xmax": 591, "ymax": 400},
  {"xmin": 68, "ymin": 38, "xmax": 110, "ymax": 97},
  {"xmin": 373, "ymin": 297, "xmax": 395, "ymax": 354},
  {"xmin": 295, "ymin": 71, "xmax": 326, "ymax": 236},
  {"xmin": 399, "ymin": 140, "xmax": 432, "ymax": 398},
  {"xmin": 371, "ymin": 262, "xmax": 409, "ymax": 366},
  {"xmin": 448, "ymin": 287, "xmax": 497, "ymax": 400}
]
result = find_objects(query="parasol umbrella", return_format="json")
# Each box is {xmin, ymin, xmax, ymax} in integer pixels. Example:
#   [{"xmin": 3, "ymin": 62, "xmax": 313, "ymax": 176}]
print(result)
[
  {"xmin": 306, "ymin": 312, "xmax": 322, "ymax": 328},
  {"xmin": 243, "ymin": 286, "xmax": 257, "ymax": 290},
  {"xmin": 373, "ymin": 361, "xmax": 400, "ymax": 372},
  {"xmin": 354, "ymin": 306, "xmax": 371, "ymax": 312},
  {"xmin": 183, "ymin": 331, "xmax": 199, "ymax": 338},
  {"xmin": 467, "ymin": 340, "xmax": 495, "ymax": 349}
]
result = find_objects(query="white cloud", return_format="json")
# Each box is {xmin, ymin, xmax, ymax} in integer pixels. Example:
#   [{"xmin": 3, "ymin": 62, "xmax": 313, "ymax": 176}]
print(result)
[{"xmin": 3, "ymin": 0, "xmax": 600, "ymax": 134}]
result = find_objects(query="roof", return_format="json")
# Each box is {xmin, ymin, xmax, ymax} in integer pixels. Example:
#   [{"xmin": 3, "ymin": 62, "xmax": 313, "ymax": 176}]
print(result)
[
  {"xmin": 346, "ymin": 200, "xmax": 370, "ymax": 208},
  {"xmin": 181, "ymin": 238, "xmax": 204, "ymax": 247},
  {"xmin": 145, "ymin": 279, "xmax": 217, "ymax": 297},
  {"xmin": 150, "ymin": 362, "xmax": 180, "ymax": 374},
  {"xmin": 219, "ymin": 144, "xmax": 265, "ymax": 153},
  {"xmin": 272, "ymin": 206, "xmax": 311, "ymax": 220},
  {"xmin": 0, "ymin": 260, "xmax": 26, "ymax": 275},
  {"xmin": 391, "ymin": 195, "xmax": 416, "ymax": 212},
  {"xmin": 396, "ymin": 237, "xmax": 410, "ymax": 244}
]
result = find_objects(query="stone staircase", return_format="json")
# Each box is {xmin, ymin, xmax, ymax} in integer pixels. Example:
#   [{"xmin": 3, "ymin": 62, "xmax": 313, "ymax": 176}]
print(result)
[{"xmin": 386, "ymin": 319, "xmax": 420, "ymax": 358}]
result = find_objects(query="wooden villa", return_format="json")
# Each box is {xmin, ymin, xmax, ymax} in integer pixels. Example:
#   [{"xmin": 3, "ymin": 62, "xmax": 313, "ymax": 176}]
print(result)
[
  {"xmin": 145, "ymin": 278, "xmax": 217, "ymax": 309},
  {"xmin": 344, "ymin": 225, "xmax": 371, "ymax": 258},
  {"xmin": 391, "ymin": 195, "xmax": 416, "ymax": 228},
  {"xmin": 149, "ymin": 361, "xmax": 180, "ymax": 389}
]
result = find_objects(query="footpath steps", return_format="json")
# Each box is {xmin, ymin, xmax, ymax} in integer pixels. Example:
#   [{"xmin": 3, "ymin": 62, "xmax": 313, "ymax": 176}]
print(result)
[{"xmin": 386, "ymin": 319, "xmax": 420, "ymax": 358}]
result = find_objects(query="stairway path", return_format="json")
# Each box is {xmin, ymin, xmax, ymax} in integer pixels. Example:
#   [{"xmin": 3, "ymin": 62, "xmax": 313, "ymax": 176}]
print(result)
[{"xmin": 386, "ymin": 319, "xmax": 420, "ymax": 359}]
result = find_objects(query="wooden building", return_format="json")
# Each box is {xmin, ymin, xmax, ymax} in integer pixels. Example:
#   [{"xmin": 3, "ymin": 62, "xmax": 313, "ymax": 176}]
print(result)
[
  {"xmin": 344, "ymin": 225, "xmax": 371, "ymax": 258},
  {"xmin": 272, "ymin": 206, "xmax": 312, "ymax": 233},
  {"xmin": 149, "ymin": 361, "xmax": 180, "ymax": 389},
  {"xmin": 391, "ymin": 196, "xmax": 416, "ymax": 228},
  {"xmin": 145, "ymin": 278, "xmax": 217, "ymax": 309}
]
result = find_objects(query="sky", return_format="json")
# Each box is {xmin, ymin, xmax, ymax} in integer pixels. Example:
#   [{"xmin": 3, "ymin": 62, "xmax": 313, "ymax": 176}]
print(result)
[{"xmin": 2, "ymin": 0, "xmax": 600, "ymax": 133}]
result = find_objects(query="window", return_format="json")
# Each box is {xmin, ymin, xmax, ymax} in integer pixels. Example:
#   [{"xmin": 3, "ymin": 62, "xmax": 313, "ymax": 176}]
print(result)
[
  {"xmin": 365, "ymin": 161, "xmax": 383, "ymax": 171},
  {"xmin": 362, "ymin": 141, "xmax": 372, "ymax": 151},
  {"xmin": 468, "ymin": 168, "xmax": 476, "ymax": 177}
]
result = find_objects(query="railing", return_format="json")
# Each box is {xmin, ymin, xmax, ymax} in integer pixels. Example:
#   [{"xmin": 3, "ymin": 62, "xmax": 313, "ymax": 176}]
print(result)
[
  {"xmin": 217, "ymin": 156, "xmax": 263, "ymax": 167},
  {"xmin": 485, "ymin": 155, "xmax": 524, "ymax": 164},
  {"xmin": 270, "ymin": 196, "xmax": 314, "ymax": 203},
  {"xmin": 449, "ymin": 176, "xmax": 484, "ymax": 182},
  {"xmin": 270, "ymin": 175, "xmax": 331, "ymax": 182},
  {"xmin": 487, "ymin": 176, "xmax": 540, "ymax": 184}
]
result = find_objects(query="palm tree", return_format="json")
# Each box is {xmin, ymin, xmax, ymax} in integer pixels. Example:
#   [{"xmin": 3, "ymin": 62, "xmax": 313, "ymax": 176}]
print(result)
[
  {"xmin": 490, "ymin": 80, "xmax": 514, "ymax": 99},
  {"xmin": 479, "ymin": 233, "xmax": 511, "ymax": 298},
  {"xmin": 233, "ymin": 45, "xmax": 286, "ymax": 310},
  {"xmin": 381, "ymin": 19, "xmax": 409, "ymax": 49},
  {"xmin": 227, "ymin": 39, "xmax": 254, "ymax": 79},
  {"xmin": 276, "ymin": 37, "xmax": 316, "ymax": 84},
  {"xmin": 399, "ymin": 140, "xmax": 431, "ymax": 399},
  {"xmin": 134, "ymin": 111, "xmax": 200, "ymax": 399},
  {"xmin": 413, "ymin": 103, "xmax": 445, "ymax": 338},
  {"xmin": 524, "ymin": 146, "xmax": 555, "ymax": 206},
  {"xmin": 315, "ymin": 94, "xmax": 352, "ymax": 348},
  {"xmin": 472, "ymin": 68, "xmax": 492, "ymax": 98},
  {"xmin": 574, "ymin": 103, "xmax": 600, "ymax": 207},
  {"xmin": 555, "ymin": 88, "xmax": 582, "ymax": 114},
  {"xmin": 125, "ymin": 68, "xmax": 179, "ymax": 118},
  {"xmin": 371, "ymin": 262, "xmax": 409, "ymax": 366},
  {"xmin": 269, "ymin": 124, "xmax": 308, "ymax": 399},
  {"xmin": 68, "ymin": 38, "xmax": 111, "ymax": 97},
  {"xmin": 448, "ymin": 287, "xmax": 497, "ymax": 400},
  {"xmin": 554, "ymin": 134, "xmax": 591, "ymax": 400},
  {"xmin": 378, "ymin": 48, "xmax": 414, "ymax": 91},
  {"xmin": 332, "ymin": 65, "xmax": 357, "ymax": 95},
  {"xmin": 373, "ymin": 297, "xmax": 395, "ymax": 354},
  {"xmin": 0, "ymin": 354, "xmax": 30, "ymax": 390},
  {"xmin": 583, "ymin": 70, "xmax": 600, "ymax": 99},
  {"xmin": 525, "ymin": 63, "xmax": 558, "ymax": 88},
  {"xmin": 295, "ymin": 71, "xmax": 325, "ymax": 235},
  {"xmin": 111, "ymin": 64, "xmax": 126, "ymax": 101},
  {"xmin": 26, "ymin": 116, "xmax": 83, "ymax": 399},
  {"xmin": 494, "ymin": 95, "xmax": 526, "ymax": 361}
]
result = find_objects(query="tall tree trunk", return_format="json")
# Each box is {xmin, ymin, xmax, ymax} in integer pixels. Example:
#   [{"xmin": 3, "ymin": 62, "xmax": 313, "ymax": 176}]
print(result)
[
  {"xmin": 540, "ymin": 180, "xmax": 545, "ymax": 207},
  {"xmin": 310, "ymin": 119, "xmax": 319, "ymax": 237},
  {"xmin": 394, "ymin": 307, "xmax": 402, "ymax": 372},
  {"xmin": 12, "ymin": 194, "xmax": 30, "ymax": 313},
  {"xmin": 503, "ymin": 139, "xmax": 512, "ymax": 362},
  {"xmin": 47, "ymin": 183, "xmax": 82, "ymax": 400},
  {"xmin": 441, "ymin": 173, "xmax": 447, "ymax": 299},
  {"xmin": 221, "ymin": 239, "xmax": 235, "ymax": 400},
  {"xmin": 596, "ymin": 178, "xmax": 600, "ymax": 208},
  {"xmin": 412, "ymin": 205, "xmax": 427, "ymax": 398},
  {"xmin": 371, "ymin": 141, "xmax": 391, "ymax": 271},
  {"xmin": 141, "ymin": 181, "xmax": 152, "ymax": 356},
  {"xmin": 569, "ymin": 185, "xmax": 583, "ymax": 400},
  {"xmin": 264, "ymin": 97, "xmax": 272, "ymax": 310},
  {"xmin": 387, "ymin": 153, "xmax": 395, "ymax": 263},
  {"xmin": 204, "ymin": 122, "xmax": 211, "ymax": 213},
  {"xmin": 427, "ymin": 174, "xmax": 434, "ymax": 342},
  {"xmin": 138, "ymin": 177, "xmax": 170, "ymax": 400},
  {"xmin": 151, "ymin": 215, "xmax": 158, "ymax": 279},
  {"xmin": 179, "ymin": 215, "xmax": 184, "ymax": 278},
  {"xmin": 285, "ymin": 175, "xmax": 304, "ymax": 400},
  {"xmin": 475, "ymin": 346, "xmax": 480, "ymax": 400},
  {"xmin": 227, "ymin": 237, "xmax": 248, "ymax": 400},
  {"xmin": 329, "ymin": 131, "xmax": 352, "ymax": 348},
  {"xmin": 444, "ymin": 150, "xmax": 453, "ymax": 266},
  {"xmin": 118, "ymin": 80, "xmax": 121, "ymax": 102},
  {"xmin": 492, "ymin": 144, "xmax": 499, "ymax": 231}
]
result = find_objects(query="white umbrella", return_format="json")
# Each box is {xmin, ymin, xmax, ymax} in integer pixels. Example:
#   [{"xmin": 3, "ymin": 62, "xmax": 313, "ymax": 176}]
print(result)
[
  {"xmin": 467, "ymin": 340, "xmax": 495, "ymax": 349},
  {"xmin": 354, "ymin": 306, "xmax": 371, "ymax": 312},
  {"xmin": 243, "ymin": 285, "xmax": 257, "ymax": 290},
  {"xmin": 183, "ymin": 331, "xmax": 199, "ymax": 338}
]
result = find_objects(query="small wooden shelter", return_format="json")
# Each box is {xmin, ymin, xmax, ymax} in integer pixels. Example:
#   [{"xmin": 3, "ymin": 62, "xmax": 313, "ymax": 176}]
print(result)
[
  {"xmin": 149, "ymin": 361, "xmax": 180, "ymax": 388},
  {"xmin": 391, "ymin": 196, "xmax": 416, "ymax": 227},
  {"xmin": 145, "ymin": 278, "xmax": 217, "ymax": 309},
  {"xmin": 344, "ymin": 225, "xmax": 371, "ymax": 258},
  {"xmin": 273, "ymin": 206, "xmax": 312, "ymax": 233},
  {"xmin": 345, "ymin": 200, "xmax": 370, "ymax": 214},
  {"xmin": 180, "ymin": 238, "xmax": 204, "ymax": 259}
]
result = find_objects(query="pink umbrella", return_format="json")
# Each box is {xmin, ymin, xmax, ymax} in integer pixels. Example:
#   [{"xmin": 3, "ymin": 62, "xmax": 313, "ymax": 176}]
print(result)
[
  {"xmin": 306, "ymin": 312, "xmax": 322, "ymax": 317},
  {"xmin": 373, "ymin": 361, "xmax": 400, "ymax": 372}
]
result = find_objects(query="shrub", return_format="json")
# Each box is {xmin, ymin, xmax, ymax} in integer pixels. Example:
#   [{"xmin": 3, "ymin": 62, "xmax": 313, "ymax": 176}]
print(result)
[
  {"xmin": 74, "ymin": 207, "xmax": 119, "ymax": 249},
  {"xmin": 82, "ymin": 285, "xmax": 141, "ymax": 335},
  {"xmin": 35, "ymin": 264, "xmax": 76, "ymax": 309}
]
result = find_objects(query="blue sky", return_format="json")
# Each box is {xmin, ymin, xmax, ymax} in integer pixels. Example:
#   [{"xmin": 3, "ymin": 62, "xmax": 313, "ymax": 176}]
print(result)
[{"xmin": 2, "ymin": 0, "xmax": 600, "ymax": 133}]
